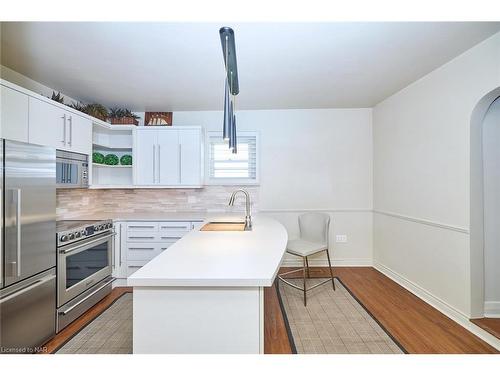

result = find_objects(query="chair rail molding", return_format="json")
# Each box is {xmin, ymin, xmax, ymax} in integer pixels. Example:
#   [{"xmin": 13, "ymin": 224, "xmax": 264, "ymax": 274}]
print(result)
[{"xmin": 373, "ymin": 209, "xmax": 470, "ymax": 234}]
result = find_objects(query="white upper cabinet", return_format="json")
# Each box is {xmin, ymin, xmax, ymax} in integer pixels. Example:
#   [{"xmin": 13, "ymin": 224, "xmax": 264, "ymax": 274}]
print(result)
[
  {"xmin": 157, "ymin": 130, "xmax": 179, "ymax": 185},
  {"xmin": 135, "ymin": 129, "xmax": 157, "ymax": 185},
  {"xmin": 28, "ymin": 97, "xmax": 91, "ymax": 154},
  {"xmin": 179, "ymin": 128, "xmax": 202, "ymax": 186},
  {"xmin": 68, "ymin": 111, "xmax": 92, "ymax": 155},
  {"xmin": 134, "ymin": 127, "xmax": 202, "ymax": 187},
  {"xmin": 0, "ymin": 85, "xmax": 29, "ymax": 142},
  {"xmin": 28, "ymin": 97, "xmax": 66, "ymax": 149}
]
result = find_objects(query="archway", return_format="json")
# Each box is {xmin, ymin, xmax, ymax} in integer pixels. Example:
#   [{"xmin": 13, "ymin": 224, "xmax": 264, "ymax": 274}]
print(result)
[{"xmin": 470, "ymin": 87, "xmax": 500, "ymax": 318}]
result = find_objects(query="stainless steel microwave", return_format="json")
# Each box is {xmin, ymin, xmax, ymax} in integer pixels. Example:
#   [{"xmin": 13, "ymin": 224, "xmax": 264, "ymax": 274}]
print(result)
[{"xmin": 56, "ymin": 150, "xmax": 89, "ymax": 188}]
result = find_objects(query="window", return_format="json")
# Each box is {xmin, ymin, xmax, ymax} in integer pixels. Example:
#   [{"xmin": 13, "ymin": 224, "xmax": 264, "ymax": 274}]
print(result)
[{"xmin": 207, "ymin": 131, "xmax": 259, "ymax": 184}]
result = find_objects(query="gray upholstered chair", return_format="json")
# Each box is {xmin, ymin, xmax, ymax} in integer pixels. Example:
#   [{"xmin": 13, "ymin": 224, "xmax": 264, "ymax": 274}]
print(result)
[{"xmin": 278, "ymin": 212, "xmax": 335, "ymax": 306}]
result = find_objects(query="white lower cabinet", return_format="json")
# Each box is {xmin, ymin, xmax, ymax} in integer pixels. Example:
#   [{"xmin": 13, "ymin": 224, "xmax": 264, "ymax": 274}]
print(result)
[{"xmin": 113, "ymin": 220, "xmax": 202, "ymax": 279}]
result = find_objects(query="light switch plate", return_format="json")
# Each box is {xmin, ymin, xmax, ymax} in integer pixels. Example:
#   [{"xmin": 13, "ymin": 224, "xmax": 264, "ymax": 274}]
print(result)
[{"xmin": 336, "ymin": 234, "xmax": 348, "ymax": 243}]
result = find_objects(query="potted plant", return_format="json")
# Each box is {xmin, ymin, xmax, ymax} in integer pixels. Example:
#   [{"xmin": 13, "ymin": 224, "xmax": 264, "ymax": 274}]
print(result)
[
  {"xmin": 50, "ymin": 91, "xmax": 65, "ymax": 104},
  {"xmin": 83, "ymin": 103, "xmax": 109, "ymax": 121},
  {"xmin": 108, "ymin": 108, "xmax": 140, "ymax": 125}
]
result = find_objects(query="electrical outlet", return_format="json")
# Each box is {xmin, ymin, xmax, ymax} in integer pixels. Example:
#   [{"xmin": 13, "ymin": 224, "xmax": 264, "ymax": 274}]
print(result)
[{"xmin": 335, "ymin": 234, "xmax": 348, "ymax": 243}]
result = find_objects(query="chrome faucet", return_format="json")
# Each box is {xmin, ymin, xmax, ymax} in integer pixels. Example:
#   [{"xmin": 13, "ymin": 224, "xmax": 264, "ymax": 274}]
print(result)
[{"xmin": 228, "ymin": 189, "xmax": 252, "ymax": 230}]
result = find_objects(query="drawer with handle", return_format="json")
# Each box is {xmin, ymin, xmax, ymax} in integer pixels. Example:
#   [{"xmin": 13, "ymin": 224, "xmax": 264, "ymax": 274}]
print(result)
[
  {"xmin": 126, "ymin": 231, "xmax": 161, "ymax": 242},
  {"xmin": 126, "ymin": 222, "xmax": 159, "ymax": 232},
  {"xmin": 127, "ymin": 243, "xmax": 165, "ymax": 261},
  {"xmin": 158, "ymin": 221, "xmax": 192, "ymax": 232},
  {"xmin": 126, "ymin": 260, "xmax": 149, "ymax": 277}
]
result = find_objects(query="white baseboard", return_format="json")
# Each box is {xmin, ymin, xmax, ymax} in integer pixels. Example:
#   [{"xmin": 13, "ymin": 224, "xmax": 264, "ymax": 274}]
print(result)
[
  {"xmin": 373, "ymin": 261, "xmax": 500, "ymax": 351},
  {"xmin": 484, "ymin": 301, "xmax": 500, "ymax": 318},
  {"xmin": 281, "ymin": 258, "xmax": 372, "ymax": 267}
]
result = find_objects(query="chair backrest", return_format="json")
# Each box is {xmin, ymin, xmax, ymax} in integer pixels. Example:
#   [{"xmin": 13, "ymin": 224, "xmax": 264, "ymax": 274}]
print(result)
[{"xmin": 298, "ymin": 212, "xmax": 330, "ymax": 245}]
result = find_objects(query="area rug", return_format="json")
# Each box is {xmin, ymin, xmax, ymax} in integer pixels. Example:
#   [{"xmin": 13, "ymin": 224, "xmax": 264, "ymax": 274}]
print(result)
[
  {"xmin": 56, "ymin": 293, "xmax": 132, "ymax": 354},
  {"xmin": 277, "ymin": 277, "xmax": 406, "ymax": 354}
]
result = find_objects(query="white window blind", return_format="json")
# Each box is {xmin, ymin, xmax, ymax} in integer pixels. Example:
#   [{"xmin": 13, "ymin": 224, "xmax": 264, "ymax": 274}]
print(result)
[{"xmin": 208, "ymin": 132, "xmax": 258, "ymax": 183}]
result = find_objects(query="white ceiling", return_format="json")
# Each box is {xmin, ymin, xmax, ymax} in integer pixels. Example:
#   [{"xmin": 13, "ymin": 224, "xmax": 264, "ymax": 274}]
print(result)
[{"xmin": 1, "ymin": 22, "xmax": 499, "ymax": 110}]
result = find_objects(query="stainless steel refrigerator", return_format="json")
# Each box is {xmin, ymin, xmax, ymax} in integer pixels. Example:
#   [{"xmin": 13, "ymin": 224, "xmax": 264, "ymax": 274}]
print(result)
[{"xmin": 0, "ymin": 139, "xmax": 56, "ymax": 353}]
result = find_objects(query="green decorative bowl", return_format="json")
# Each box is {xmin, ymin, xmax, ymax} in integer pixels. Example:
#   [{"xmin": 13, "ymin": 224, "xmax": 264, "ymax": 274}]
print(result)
[
  {"xmin": 93, "ymin": 152, "xmax": 105, "ymax": 164},
  {"xmin": 104, "ymin": 154, "xmax": 119, "ymax": 165},
  {"xmin": 120, "ymin": 154, "xmax": 132, "ymax": 165}
]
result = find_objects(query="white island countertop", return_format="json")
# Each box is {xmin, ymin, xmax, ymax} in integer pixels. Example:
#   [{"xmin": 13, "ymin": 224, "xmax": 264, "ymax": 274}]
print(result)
[{"xmin": 127, "ymin": 216, "xmax": 288, "ymax": 288}]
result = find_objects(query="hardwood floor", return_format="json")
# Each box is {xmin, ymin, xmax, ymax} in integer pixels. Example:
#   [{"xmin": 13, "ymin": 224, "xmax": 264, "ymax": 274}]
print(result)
[
  {"xmin": 42, "ymin": 268, "xmax": 499, "ymax": 354},
  {"xmin": 264, "ymin": 279, "xmax": 294, "ymax": 354},
  {"xmin": 471, "ymin": 318, "xmax": 500, "ymax": 340},
  {"xmin": 42, "ymin": 287, "xmax": 132, "ymax": 354},
  {"xmin": 273, "ymin": 267, "xmax": 498, "ymax": 354}
]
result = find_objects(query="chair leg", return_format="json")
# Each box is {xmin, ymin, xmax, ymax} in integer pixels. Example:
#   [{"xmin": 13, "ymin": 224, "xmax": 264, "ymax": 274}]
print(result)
[
  {"xmin": 303, "ymin": 256, "xmax": 307, "ymax": 306},
  {"xmin": 326, "ymin": 249, "xmax": 335, "ymax": 291},
  {"xmin": 305, "ymin": 256, "xmax": 310, "ymax": 278}
]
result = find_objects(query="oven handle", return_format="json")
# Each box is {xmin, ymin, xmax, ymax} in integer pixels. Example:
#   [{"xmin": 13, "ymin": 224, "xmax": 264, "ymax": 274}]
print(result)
[
  {"xmin": 59, "ymin": 232, "xmax": 116, "ymax": 255},
  {"xmin": 58, "ymin": 278, "xmax": 114, "ymax": 316}
]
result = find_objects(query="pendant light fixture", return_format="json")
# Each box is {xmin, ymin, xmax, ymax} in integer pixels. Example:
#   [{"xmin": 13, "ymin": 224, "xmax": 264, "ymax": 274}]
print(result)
[{"xmin": 220, "ymin": 27, "xmax": 239, "ymax": 154}]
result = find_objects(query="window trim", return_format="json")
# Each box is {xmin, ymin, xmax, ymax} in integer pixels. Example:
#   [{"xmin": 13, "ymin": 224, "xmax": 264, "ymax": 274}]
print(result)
[{"xmin": 205, "ymin": 130, "xmax": 260, "ymax": 186}]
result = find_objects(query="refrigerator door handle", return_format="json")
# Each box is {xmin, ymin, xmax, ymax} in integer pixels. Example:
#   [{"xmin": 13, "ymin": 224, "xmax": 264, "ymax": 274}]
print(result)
[
  {"xmin": 0, "ymin": 274, "xmax": 56, "ymax": 304},
  {"xmin": 15, "ymin": 189, "xmax": 22, "ymax": 277}
]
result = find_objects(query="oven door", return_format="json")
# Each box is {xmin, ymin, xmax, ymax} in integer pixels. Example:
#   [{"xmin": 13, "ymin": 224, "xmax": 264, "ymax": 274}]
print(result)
[{"xmin": 57, "ymin": 232, "xmax": 114, "ymax": 307}]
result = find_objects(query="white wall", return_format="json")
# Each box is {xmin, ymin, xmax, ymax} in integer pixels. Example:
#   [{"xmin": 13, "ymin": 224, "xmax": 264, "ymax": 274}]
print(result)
[
  {"xmin": 482, "ymin": 96, "xmax": 500, "ymax": 316},
  {"xmin": 174, "ymin": 109, "xmax": 373, "ymax": 266},
  {"xmin": 373, "ymin": 32, "xmax": 500, "ymax": 317}
]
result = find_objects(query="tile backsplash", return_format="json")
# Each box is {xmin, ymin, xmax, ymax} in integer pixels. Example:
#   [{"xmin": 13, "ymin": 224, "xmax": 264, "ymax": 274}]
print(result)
[{"xmin": 56, "ymin": 186, "xmax": 259, "ymax": 220}]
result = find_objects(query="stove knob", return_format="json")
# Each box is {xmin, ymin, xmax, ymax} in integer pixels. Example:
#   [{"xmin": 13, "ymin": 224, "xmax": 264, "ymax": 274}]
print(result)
[
  {"xmin": 94, "ymin": 225, "xmax": 99, "ymax": 231},
  {"xmin": 81, "ymin": 229, "xmax": 86, "ymax": 236},
  {"xmin": 68, "ymin": 233, "xmax": 75, "ymax": 240},
  {"xmin": 107, "ymin": 223, "xmax": 113, "ymax": 229},
  {"xmin": 75, "ymin": 231, "xmax": 81, "ymax": 238},
  {"xmin": 100, "ymin": 224, "xmax": 105, "ymax": 230},
  {"xmin": 60, "ymin": 235, "xmax": 69, "ymax": 242}
]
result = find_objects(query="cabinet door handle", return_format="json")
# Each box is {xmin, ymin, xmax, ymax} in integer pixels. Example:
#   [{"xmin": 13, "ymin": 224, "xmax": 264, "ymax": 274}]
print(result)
[
  {"xmin": 128, "ymin": 236, "xmax": 155, "ymax": 239},
  {"xmin": 61, "ymin": 114, "xmax": 66, "ymax": 145},
  {"xmin": 178, "ymin": 144, "xmax": 182, "ymax": 183},
  {"xmin": 119, "ymin": 224, "xmax": 123, "ymax": 267},
  {"xmin": 128, "ymin": 247, "xmax": 155, "ymax": 251},
  {"xmin": 152, "ymin": 144, "xmax": 156, "ymax": 183},
  {"xmin": 158, "ymin": 144, "xmax": 161, "ymax": 184},
  {"xmin": 68, "ymin": 116, "xmax": 73, "ymax": 146}
]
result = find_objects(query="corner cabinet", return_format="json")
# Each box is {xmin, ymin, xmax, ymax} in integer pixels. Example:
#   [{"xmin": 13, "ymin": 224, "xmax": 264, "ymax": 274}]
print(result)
[{"xmin": 134, "ymin": 127, "xmax": 203, "ymax": 187}]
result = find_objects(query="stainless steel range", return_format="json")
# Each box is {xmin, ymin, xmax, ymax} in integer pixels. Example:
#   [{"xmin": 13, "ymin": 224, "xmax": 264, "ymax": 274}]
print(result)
[{"xmin": 56, "ymin": 219, "xmax": 115, "ymax": 332}]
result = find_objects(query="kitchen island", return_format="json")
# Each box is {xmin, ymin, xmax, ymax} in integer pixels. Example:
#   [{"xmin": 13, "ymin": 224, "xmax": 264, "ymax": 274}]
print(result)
[{"xmin": 127, "ymin": 216, "xmax": 288, "ymax": 354}]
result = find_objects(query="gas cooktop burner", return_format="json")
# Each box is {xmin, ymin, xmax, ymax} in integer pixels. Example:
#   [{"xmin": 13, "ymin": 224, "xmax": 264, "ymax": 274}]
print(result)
[{"xmin": 56, "ymin": 219, "xmax": 114, "ymax": 247}]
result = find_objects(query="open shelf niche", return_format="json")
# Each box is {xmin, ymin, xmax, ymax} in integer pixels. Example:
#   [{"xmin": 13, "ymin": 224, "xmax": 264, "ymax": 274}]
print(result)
[{"xmin": 91, "ymin": 122, "xmax": 135, "ymax": 188}]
